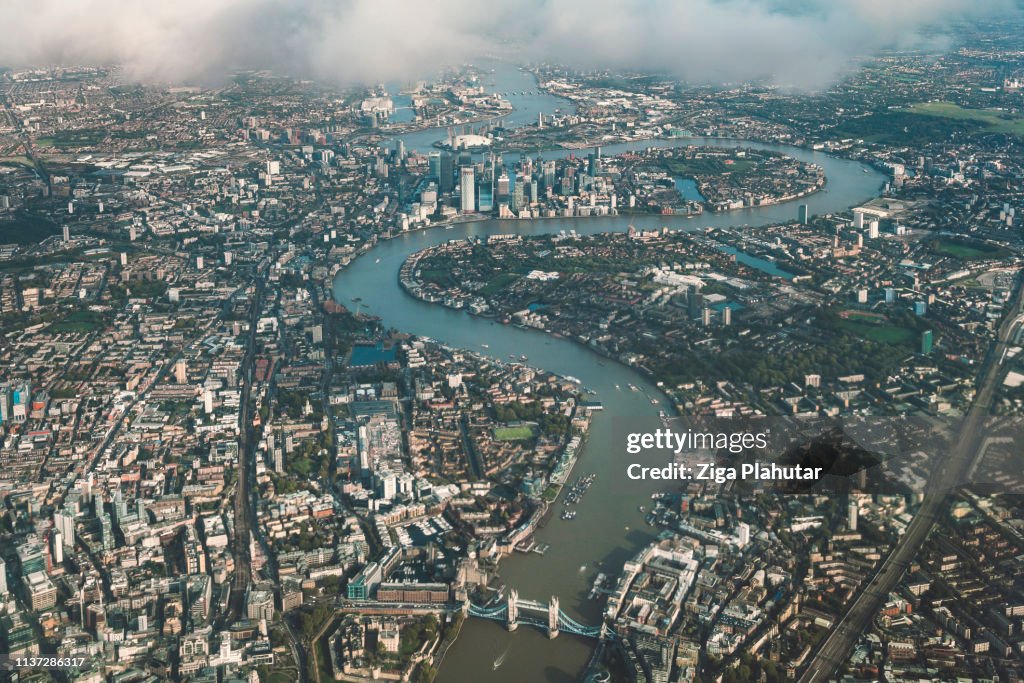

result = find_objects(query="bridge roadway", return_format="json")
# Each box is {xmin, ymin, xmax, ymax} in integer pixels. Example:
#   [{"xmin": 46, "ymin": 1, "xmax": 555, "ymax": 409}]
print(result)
[
  {"xmin": 798, "ymin": 273, "xmax": 1024, "ymax": 683},
  {"xmin": 467, "ymin": 593, "xmax": 604, "ymax": 639}
]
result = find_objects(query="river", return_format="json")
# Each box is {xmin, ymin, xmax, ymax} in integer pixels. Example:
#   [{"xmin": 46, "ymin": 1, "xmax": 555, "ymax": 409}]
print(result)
[{"xmin": 332, "ymin": 63, "xmax": 885, "ymax": 682}]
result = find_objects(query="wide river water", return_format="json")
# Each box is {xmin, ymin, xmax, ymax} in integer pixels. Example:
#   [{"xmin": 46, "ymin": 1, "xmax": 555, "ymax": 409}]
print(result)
[{"xmin": 332, "ymin": 63, "xmax": 886, "ymax": 682}]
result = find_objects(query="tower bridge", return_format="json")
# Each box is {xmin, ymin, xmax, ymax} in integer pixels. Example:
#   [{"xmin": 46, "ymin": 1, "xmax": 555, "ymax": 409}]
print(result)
[{"xmin": 467, "ymin": 589, "xmax": 606, "ymax": 639}]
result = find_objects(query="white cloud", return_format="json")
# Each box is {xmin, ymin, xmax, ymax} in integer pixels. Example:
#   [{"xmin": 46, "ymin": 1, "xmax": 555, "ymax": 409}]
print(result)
[{"xmin": 0, "ymin": 0, "xmax": 1014, "ymax": 89}]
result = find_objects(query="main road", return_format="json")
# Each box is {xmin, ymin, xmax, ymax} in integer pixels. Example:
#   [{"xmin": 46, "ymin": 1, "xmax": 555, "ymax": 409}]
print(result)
[{"xmin": 797, "ymin": 272, "xmax": 1024, "ymax": 683}]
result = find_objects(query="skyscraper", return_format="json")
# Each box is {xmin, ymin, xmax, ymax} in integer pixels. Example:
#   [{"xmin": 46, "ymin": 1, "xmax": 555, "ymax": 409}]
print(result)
[
  {"xmin": 427, "ymin": 151, "xmax": 441, "ymax": 180},
  {"xmin": 512, "ymin": 178, "xmax": 525, "ymax": 212},
  {"xmin": 847, "ymin": 500, "xmax": 858, "ymax": 531},
  {"xmin": 798, "ymin": 204, "xmax": 810, "ymax": 224},
  {"xmin": 460, "ymin": 167, "xmax": 476, "ymax": 214},
  {"xmin": 439, "ymin": 153, "xmax": 454, "ymax": 193},
  {"xmin": 921, "ymin": 330, "xmax": 933, "ymax": 355}
]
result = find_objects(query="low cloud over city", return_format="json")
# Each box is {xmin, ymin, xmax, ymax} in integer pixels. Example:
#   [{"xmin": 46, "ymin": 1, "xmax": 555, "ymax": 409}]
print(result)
[{"xmin": 0, "ymin": 0, "xmax": 1015, "ymax": 88}]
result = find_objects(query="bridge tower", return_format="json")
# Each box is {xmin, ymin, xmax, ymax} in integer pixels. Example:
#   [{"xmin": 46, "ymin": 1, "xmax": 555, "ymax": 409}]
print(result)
[
  {"xmin": 547, "ymin": 596, "xmax": 560, "ymax": 639},
  {"xmin": 506, "ymin": 589, "xmax": 519, "ymax": 632}
]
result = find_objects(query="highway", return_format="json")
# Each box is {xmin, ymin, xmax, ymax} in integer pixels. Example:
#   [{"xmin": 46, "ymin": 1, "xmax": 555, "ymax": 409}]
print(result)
[{"xmin": 798, "ymin": 272, "xmax": 1024, "ymax": 683}]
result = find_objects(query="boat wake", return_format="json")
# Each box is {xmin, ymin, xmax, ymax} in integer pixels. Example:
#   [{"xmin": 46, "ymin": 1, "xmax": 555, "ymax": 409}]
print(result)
[{"xmin": 493, "ymin": 645, "xmax": 511, "ymax": 670}]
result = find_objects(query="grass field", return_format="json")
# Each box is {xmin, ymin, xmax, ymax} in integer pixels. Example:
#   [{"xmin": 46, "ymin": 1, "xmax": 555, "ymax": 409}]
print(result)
[
  {"xmin": 908, "ymin": 102, "xmax": 1024, "ymax": 138},
  {"xmin": 50, "ymin": 310, "xmax": 106, "ymax": 333},
  {"xmin": 494, "ymin": 425, "xmax": 535, "ymax": 441},
  {"xmin": 929, "ymin": 236, "xmax": 1009, "ymax": 260},
  {"xmin": 480, "ymin": 271, "xmax": 519, "ymax": 296},
  {"xmin": 662, "ymin": 157, "xmax": 755, "ymax": 177},
  {"xmin": 836, "ymin": 317, "xmax": 914, "ymax": 344}
]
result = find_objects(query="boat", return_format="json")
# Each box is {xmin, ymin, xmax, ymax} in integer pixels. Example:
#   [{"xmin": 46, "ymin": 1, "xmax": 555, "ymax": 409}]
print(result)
[
  {"xmin": 481, "ymin": 343, "xmax": 489, "ymax": 349},
  {"xmin": 375, "ymin": 258, "xmax": 381, "ymax": 263},
  {"xmin": 615, "ymin": 384, "xmax": 621, "ymax": 391}
]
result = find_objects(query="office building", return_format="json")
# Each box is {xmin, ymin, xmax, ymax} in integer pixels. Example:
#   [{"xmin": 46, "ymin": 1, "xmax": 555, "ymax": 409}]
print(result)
[{"xmin": 460, "ymin": 166, "xmax": 476, "ymax": 213}]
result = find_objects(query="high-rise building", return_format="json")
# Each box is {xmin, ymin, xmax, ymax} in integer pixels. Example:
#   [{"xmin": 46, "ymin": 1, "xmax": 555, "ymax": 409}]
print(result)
[
  {"xmin": 100, "ymin": 513, "xmax": 114, "ymax": 551},
  {"xmin": 0, "ymin": 557, "xmax": 7, "ymax": 596},
  {"xmin": 204, "ymin": 389, "xmax": 215, "ymax": 414},
  {"xmin": 884, "ymin": 287, "xmax": 896, "ymax": 305},
  {"xmin": 10, "ymin": 383, "xmax": 29, "ymax": 423},
  {"xmin": 737, "ymin": 522, "xmax": 750, "ymax": 547},
  {"xmin": 921, "ymin": 330, "xmax": 933, "ymax": 355},
  {"xmin": 0, "ymin": 383, "xmax": 10, "ymax": 424},
  {"xmin": 560, "ymin": 167, "xmax": 575, "ymax": 196},
  {"xmin": 460, "ymin": 167, "xmax": 476, "ymax": 214},
  {"xmin": 868, "ymin": 220, "xmax": 879, "ymax": 239},
  {"xmin": 54, "ymin": 509, "xmax": 75, "ymax": 549},
  {"xmin": 496, "ymin": 172, "xmax": 510, "ymax": 197},
  {"xmin": 439, "ymin": 153, "xmax": 454, "ymax": 193},
  {"xmin": 853, "ymin": 211, "xmax": 864, "ymax": 230},
  {"xmin": 798, "ymin": 204, "xmax": 810, "ymax": 224},
  {"xmin": 427, "ymin": 151, "xmax": 441, "ymax": 180},
  {"xmin": 543, "ymin": 161, "xmax": 556, "ymax": 191},
  {"xmin": 63, "ymin": 224, "xmax": 70, "ymax": 242},
  {"xmin": 512, "ymin": 178, "xmax": 525, "ymax": 212},
  {"xmin": 847, "ymin": 500, "xmax": 858, "ymax": 531},
  {"xmin": 721, "ymin": 306, "xmax": 732, "ymax": 326},
  {"xmin": 51, "ymin": 531, "xmax": 64, "ymax": 565},
  {"xmin": 687, "ymin": 286, "xmax": 703, "ymax": 319},
  {"xmin": 175, "ymin": 359, "xmax": 188, "ymax": 384}
]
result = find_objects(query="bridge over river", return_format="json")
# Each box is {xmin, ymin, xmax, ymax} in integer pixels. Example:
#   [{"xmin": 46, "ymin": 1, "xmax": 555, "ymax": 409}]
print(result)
[{"xmin": 468, "ymin": 590, "xmax": 606, "ymax": 639}]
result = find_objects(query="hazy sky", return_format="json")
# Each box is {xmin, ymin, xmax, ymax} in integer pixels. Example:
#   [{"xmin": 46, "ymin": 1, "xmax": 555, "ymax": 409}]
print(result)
[{"xmin": 0, "ymin": 0, "xmax": 1015, "ymax": 89}]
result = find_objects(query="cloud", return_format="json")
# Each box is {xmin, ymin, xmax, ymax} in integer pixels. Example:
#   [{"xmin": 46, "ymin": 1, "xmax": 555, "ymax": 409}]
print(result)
[{"xmin": 0, "ymin": 0, "xmax": 1014, "ymax": 89}]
